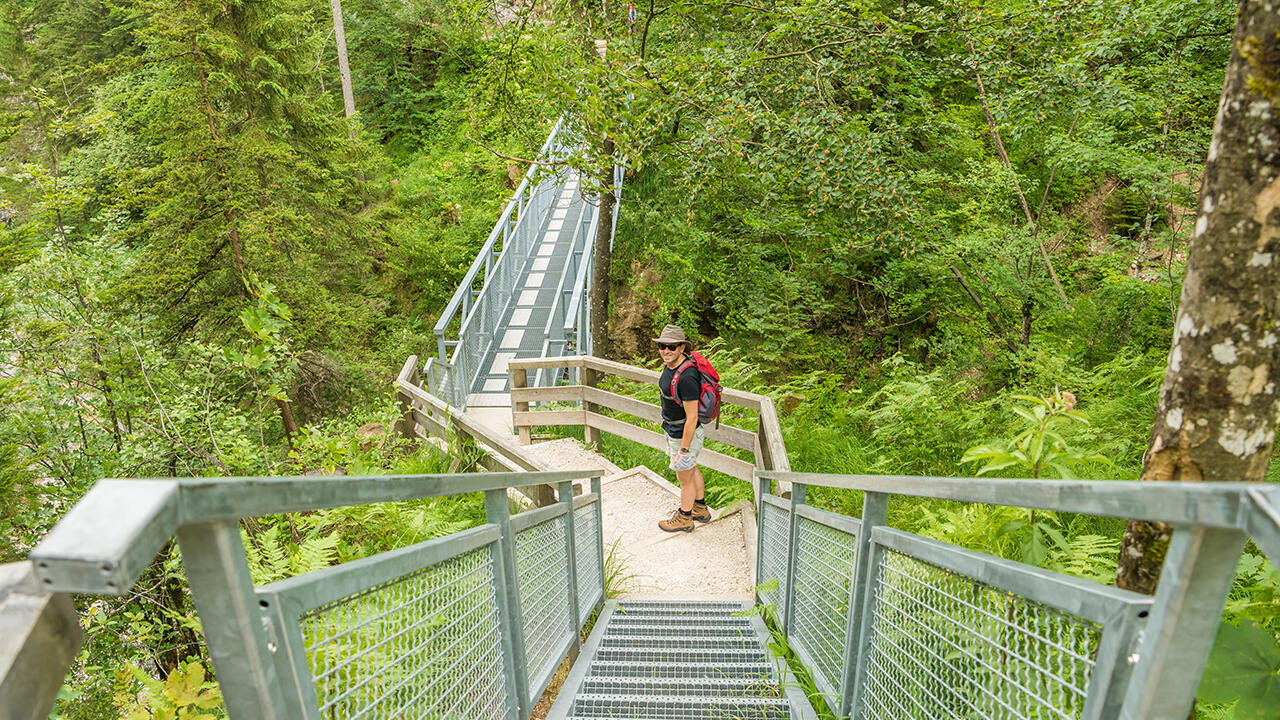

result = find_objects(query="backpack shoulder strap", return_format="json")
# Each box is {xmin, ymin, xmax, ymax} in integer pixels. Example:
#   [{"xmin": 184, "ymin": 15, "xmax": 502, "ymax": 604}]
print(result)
[{"xmin": 670, "ymin": 358, "xmax": 697, "ymax": 399}]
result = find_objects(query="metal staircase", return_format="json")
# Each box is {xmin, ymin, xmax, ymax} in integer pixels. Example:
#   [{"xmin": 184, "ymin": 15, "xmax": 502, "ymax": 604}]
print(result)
[{"xmin": 549, "ymin": 600, "xmax": 813, "ymax": 720}]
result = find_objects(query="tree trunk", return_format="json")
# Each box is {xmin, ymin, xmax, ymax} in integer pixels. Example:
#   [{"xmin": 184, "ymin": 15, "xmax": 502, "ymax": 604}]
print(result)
[
  {"xmin": 330, "ymin": 0, "xmax": 356, "ymax": 124},
  {"xmin": 590, "ymin": 139, "xmax": 617, "ymax": 358},
  {"xmin": 1115, "ymin": 0, "xmax": 1280, "ymax": 595}
]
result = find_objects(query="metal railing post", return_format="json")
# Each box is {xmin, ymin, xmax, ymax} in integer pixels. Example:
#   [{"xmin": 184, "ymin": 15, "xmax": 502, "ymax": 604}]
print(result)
[
  {"xmin": 484, "ymin": 489, "xmax": 531, "ymax": 720},
  {"xmin": 782, "ymin": 482, "xmax": 806, "ymax": 637},
  {"xmin": 840, "ymin": 490, "xmax": 889, "ymax": 719},
  {"xmin": 593, "ymin": 476, "xmax": 604, "ymax": 606},
  {"xmin": 1119, "ymin": 526, "xmax": 1248, "ymax": 719},
  {"xmin": 755, "ymin": 473, "xmax": 769, "ymax": 591},
  {"xmin": 176, "ymin": 521, "xmax": 292, "ymax": 720},
  {"xmin": 560, "ymin": 481, "xmax": 581, "ymax": 661}
]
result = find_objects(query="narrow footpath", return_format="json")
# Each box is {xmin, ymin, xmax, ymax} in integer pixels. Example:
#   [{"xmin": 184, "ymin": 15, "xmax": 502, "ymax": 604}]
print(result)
[{"xmin": 468, "ymin": 417, "xmax": 755, "ymax": 600}]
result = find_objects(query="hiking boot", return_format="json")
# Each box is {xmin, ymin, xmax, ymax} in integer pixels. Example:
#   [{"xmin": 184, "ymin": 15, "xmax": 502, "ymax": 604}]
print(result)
[
  {"xmin": 658, "ymin": 508, "xmax": 695, "ymax": 532},
  {"xmin": 691, "ymin": 503, "xmax": 712, "ymax": 523}
]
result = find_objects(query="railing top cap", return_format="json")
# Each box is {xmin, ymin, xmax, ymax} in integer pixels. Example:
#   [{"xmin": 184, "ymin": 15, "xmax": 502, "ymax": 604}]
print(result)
[
  {"xmin": 760, "ymin": 470, "xmax": 1280, "ymax": 531},
  {"xmin": 29, "ymin": 469, "xmax": 600, "ymax": 596}
]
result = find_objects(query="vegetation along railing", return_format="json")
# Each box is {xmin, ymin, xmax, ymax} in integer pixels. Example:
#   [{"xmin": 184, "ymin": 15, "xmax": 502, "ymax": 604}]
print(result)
[
  {"xmin": 18, "ymin": 466, "xmax": 605, "ymax": 720},
  {"xmin": 754, "ymin": 471, "xmax": 1280, "ymax": 720}
]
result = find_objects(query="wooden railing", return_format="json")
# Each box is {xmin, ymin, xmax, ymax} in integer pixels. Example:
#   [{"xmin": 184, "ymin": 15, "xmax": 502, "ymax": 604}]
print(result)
[
  {"xmin": 507, "ymin": 356, "xmax": 790, "ymax": 495},
  {"xmin": 394, "ymin": 356, "xmax": 559, "ymax": 506}
]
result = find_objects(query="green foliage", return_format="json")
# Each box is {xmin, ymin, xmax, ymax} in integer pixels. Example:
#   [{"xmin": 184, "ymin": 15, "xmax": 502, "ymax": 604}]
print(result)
[
  {"xmin": 115, "ymin": 661, "xmax": 224, "ymax": 720},
  {"xmin": 1198, "ymin": 621, "xmax": 1280, "ymax": 719},
  {"xmin": 961, "ymin": 391, "xmax": 1113, "ymax": 479}
]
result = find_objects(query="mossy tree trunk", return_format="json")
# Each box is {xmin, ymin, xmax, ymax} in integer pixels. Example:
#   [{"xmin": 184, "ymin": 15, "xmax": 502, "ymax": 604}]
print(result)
[{"xmin": 1116, "ymin": 0, "xmax": 1280, "ymax": 595}]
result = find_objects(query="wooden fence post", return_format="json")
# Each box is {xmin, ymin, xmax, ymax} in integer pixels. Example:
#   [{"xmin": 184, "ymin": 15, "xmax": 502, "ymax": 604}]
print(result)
[
  {"xmin": 512, "ymin": 368, "xmax": 532, "ymax": 445},
  {"xmin": 395, "ymin": 355, "xmax": 419, "ymax": 440},
  {"xmin": 583, "ymin": 366, "xmax": 602, "ymax": 449}
]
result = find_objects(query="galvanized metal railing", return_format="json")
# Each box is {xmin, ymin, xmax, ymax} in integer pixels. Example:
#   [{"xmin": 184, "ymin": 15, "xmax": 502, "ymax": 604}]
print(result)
[
  {"xmin": 754, "ymin": 471, "xmax": 1280, "ymax": 720},
  {"xmin": 532, "ymin": 185, "xmax": 599, "ymax": 391},
  {"xmin": 26, "ymin": 468, "xmax": 605, "ymax": 720},
  {"xmin": 425, "ymin": 116, "xmax": 574, "ymax": 408},
  {"xmin": 425, "ymin": 119, "xmax": 624, "ymax": 410}
]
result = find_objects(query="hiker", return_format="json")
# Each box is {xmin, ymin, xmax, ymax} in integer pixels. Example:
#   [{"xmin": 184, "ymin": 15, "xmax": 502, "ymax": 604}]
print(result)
[{"xmin": 655, "ymin": 324, "xmax": 712, "ymax": 532}]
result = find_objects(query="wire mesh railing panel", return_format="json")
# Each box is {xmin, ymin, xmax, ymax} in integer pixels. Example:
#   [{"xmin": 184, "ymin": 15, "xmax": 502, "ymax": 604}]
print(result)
[
  {"xmin": 791, "ymin": 514, "xmax": 857, "ymax": 700},
  {"xmin": 515, "ymin": 515, "xmax": 572, "ymax": 691},
  {"xmin": 299, "ymin": 544, "xmax": 508, "ymax": 720},
  {"xmin": 575, "ymin": 502, "xmax": 602, "ymax": 622},
  {"xmin": 759, "ymin": 499, "xmax": 790, "ymax": 621},
  {"xmin": 859, "ymin": 547, "xmax": 1101, "ymax": 720}
]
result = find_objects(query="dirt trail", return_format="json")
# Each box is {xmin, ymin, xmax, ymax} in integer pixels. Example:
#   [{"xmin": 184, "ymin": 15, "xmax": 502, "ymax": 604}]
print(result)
[{"xmin": 506, "ymin": 436, "xmax": 754, "ymax": 601}]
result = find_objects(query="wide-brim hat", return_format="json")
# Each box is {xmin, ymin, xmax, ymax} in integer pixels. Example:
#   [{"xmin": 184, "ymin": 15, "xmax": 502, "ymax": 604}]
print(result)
[{"xmin": 653, "ymin": 324, "xmax": 689, "ymax": 346}]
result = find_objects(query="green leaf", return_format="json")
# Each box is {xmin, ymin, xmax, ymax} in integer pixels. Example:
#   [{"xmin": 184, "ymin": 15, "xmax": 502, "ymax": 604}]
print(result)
[
  {"xmin": 998, "ymin": 519, "xmax": 1028, "ymax": 536},
  {"xmin": 163, "ymin": 662, "xmax": 204, "ymax": 706},
  {"xmin": 1197, "ymin": 620, "xmax": 1280, "ymax": 717}
]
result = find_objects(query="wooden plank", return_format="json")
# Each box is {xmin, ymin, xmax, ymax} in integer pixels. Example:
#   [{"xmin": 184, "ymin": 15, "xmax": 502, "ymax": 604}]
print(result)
[
  {"xmin": 580, "ymin": 387, "xmax": 757, "ymax": 451},
  {"xmin": 409, "ymin": 406, "xmax": 448, "ymax": 440},
  {"xmin": 398, "ymin": 379, "xmax": 551, "ymax": 474},
  {"xmin": 584, "ymin": 412, "xmax": 755, "ymax": 482},
  {"xmin": 758, "ymin": 398, "xmax": 790, "ymax": 472},
  {"xmin": 508, "ymin": 356, "xmax": 586, "ymax": 371},
  {"xmin": 512, "ymin": 410, "xmax": 587, "ymax": 427},
  {"xmin": 514, "ymin": 355, "xmax": 767, "ymax": 410},
  {"xmin": 510, "ymin": 385, "xmax": 585, "ymax": 404},
  {"xmin": 582, "ymin": 386, "xmax": 663, "ymax": 424}
]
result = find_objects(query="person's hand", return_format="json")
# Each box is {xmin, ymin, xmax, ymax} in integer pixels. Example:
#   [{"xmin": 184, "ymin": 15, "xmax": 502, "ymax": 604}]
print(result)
[{"xmin": 673, "ymin": 451, "xmax": 696, "ymax": 472}]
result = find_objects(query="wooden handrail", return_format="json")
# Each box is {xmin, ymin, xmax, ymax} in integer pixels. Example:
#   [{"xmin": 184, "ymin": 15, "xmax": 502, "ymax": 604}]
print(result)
[
  {"xmin": 394, "ymin": 355, "xmax": 561, "ymax": 506},
  {"xmin": 507, "ymin": 355, "xmax": 791, "ymax": 495}
]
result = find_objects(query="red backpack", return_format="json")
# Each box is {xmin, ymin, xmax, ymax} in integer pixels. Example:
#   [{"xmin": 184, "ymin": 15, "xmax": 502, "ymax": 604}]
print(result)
[{"xmin": 669, "ymin": 352, "xmax": 723, "ymax": 428}]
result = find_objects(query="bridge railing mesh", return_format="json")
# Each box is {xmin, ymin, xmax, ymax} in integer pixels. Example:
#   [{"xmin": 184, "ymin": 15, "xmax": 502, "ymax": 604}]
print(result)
[
  {"xmin": 247, "ymin": 478, "xmax": 604, "ymax": 720},
  {"xmin": 574, "ymin": 495, "xmax": 604, "ymax": 624},
  {"xmin": 755, "ymin": 483, "xmax": 1153, "ymax": 720},
  {"xmin": 514, "ymin": 512, "xmax": 573, "ymax": 699},
  {"xmin": 298, "ymin": 540, "xmax": 507, "ymax": 720},
  {"xmin": 789, "ymin": 509, "xmax": 860, "ymax": 703},
  {"xmin": 757, "ymin": 493, "xmax": 791, "ymax": 622}
]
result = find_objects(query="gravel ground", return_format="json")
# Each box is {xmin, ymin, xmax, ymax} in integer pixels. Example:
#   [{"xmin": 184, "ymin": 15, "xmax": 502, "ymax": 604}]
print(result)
[{"xmin": 522, "ymin": 435, "xmax": 753, "ymax": 600}]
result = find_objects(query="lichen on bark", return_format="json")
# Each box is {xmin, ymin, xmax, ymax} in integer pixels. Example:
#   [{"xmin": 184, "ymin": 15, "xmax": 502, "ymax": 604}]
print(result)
[{"xmin": 1116, "ymin": 0, "xmax": 1280, "ymax": 594}]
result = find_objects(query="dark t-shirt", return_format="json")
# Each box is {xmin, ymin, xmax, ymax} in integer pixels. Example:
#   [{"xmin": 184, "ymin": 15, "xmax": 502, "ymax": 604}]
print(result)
[{"xmin": 659, "ymin": 359, "xmax": 702, "ymax": 438}]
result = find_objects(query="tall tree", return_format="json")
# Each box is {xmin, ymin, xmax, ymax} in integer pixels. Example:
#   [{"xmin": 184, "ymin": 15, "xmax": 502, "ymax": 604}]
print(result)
[{"xmin": 1116, "ymin": 0, "xmax": 1280, "ymax": 593}]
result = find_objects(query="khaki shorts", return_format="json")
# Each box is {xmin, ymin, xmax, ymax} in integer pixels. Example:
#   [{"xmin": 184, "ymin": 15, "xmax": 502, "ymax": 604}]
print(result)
[{"xmin": 667, "ymin": 425, "xmax": 706, "ymax": 470}]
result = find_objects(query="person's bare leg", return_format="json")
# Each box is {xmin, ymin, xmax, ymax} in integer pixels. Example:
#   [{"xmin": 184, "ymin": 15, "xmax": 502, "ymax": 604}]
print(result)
[
  {"xmin": 692, "ymin": 466, "xmax": 705, "ymax": 502},
  {"xmin": 676, "ymin": 467, "xmax": 696, "ymax": 511}
]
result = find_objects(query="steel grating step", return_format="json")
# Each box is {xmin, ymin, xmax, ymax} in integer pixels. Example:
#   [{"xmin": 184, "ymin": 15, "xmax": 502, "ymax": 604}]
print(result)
[
  {"xmin": 604, "ymin": 624, "xmax": 757, "ymax": 639},
  {"xmin": 579, "ymin": 676, "xmax": 783, "ymax": 698},
  {"xmin": 569, "ymin": 694, "xmax": 792, "ymax": 719},
  {"xmin": 607, "ymin": 617, "xmax": 754, "ymax": 630},
  {"xmin": 593, "ymin": 647, "xmax": 769, "ymax": 664},
  {"xmin": 616, "ymin": 601, "xmax": 747, "ymax": 612},
  {"xmin": 588, "ymin": 660, "xmax": 777, "ymax": 680},
  {"xmin": 601, "ymin": 634, "xmax": 760, "ymax": 650}
]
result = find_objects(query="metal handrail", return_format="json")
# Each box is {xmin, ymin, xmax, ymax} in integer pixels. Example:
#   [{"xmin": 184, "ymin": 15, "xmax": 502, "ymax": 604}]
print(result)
[
  {"xmin": 27, "ymin": 467, "xmax": 605, "ymax": 720},
  {"xmin": 755, "ymin": 469, "xmax": 1280, "ymax": 720},
  {"xmin": 535, "ymin": 191, "xmax": 599, "ymax": 389},
  {"xmin": 433, "ymin": 115, "xmax": 568, "ymax": 355}
]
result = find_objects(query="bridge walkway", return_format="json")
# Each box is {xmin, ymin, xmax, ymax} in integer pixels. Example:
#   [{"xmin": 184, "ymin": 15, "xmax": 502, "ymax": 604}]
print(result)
[{"xmin": 468, "ymin": 171, "xmax": 589, "ymax": 408}]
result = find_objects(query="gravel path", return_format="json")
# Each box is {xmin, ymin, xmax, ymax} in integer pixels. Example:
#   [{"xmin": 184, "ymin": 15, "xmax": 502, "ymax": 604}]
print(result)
[{"xmin": 523, "ymin": 436, "xmax": 754, "ymax": 601}]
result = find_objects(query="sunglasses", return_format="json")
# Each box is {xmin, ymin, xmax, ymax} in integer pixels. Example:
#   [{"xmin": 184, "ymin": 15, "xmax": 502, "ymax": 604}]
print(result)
[{"xmin": 657, "ymin": 343, "xmax": 682, "ymax": 351}]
